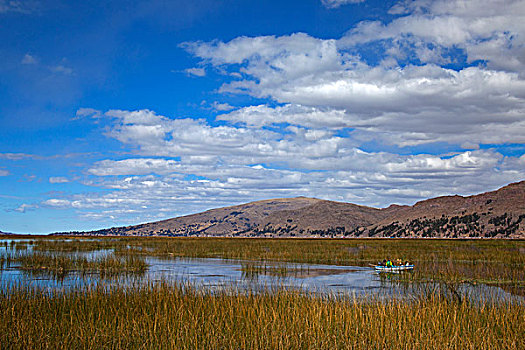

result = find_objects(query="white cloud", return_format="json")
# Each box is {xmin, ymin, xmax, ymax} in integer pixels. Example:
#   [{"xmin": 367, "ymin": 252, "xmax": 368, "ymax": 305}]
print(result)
[
  {"xmin": 0, "ymin": 0, "xmax": 37, "ymax": 14},
  {"xmin": 211, "ymin": 101, "xmax": 235, "ymax": 111},
  {"xmin": 21, "ymin": 53, "xmax": 37, "ymax": 64},
  {"xmin": 184, "ymin": 67, "xmax": 206, "ymax": 77},
  {"xmin": 39, "ymin": 2, "xmax": 525, "ymax": 226},
  {"xmin": 61, "ymin": 108, "xmax": 522, "ymax": 225},
  {"xmin": 88, "ymin": 158, "xmax": 181, "ymax": 176},
  {"xmin": 13, "ymin": 203, "xmax": 37, "ymax": 213},
  {"xmin": 182, "ymin": 33, "xmax": 343, "ymax": 80},
  {"xmin": 75, "ymin": 108, "xmax": 102, "ymax": 119},
  {"xmin": 0, "ymin": 169, "xmax": 9, "ymax": 176},
  {"xmin": 95, "ymin": 109, "xmax": 525, "ymax": 176},
  {"xmin": 23, "ymin": 174, "xmax": 36, "ymax": 182},
  {"xmin": 183, "ymin": 6, "xmax": 525, "ymax": 147},
  {"xmin": 340, "ymin": 0, "xmax": 525, "ymax": 72},
  {"xmin": 0, "ymin": 152, "xmax": 41, "ymax": 160},
  {"xmin": 321, "ymin": 0, "xmax": 365, "ymax": 9},
  {"xmin": 19, "ymin": 53, "xmax": 75, "ymax": 75},
  {"xmin": 50, "ymin": 64, "xmax": 73, "ymax": 75},
  {"xmin": 88, "ymin": 149, "xmax": 515, "ymax": 183},
  {"xmin": 218, "ymin": 104, "xmax": 350, "ymax": 129},
  {"xmin": 49, "ymin": 176, "xmax": 69, "ymax": 184},
  {"xmin": 42, "ymin": 199, "xmax": 72, "ymax": 207},
  {"xmin": 58, "ymin": 150, "xmax": 525, "ymax": 224},
  {"xmin": 101, "ymin": 109, "xmax": 369, "ymax": 170}
]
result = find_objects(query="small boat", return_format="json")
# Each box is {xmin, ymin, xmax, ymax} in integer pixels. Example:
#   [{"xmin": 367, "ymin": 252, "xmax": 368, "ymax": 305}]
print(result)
[{"xmin": 374, "ymin": 264, "xmax": 414, "ymax": 272}]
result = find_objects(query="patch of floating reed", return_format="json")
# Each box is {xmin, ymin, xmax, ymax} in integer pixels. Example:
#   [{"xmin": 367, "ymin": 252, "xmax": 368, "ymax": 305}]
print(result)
[
  {"xmin": 1, "ymin": 251, "xmax": 147, "ymax": 278},
  {"xmin": 240, "ymin": 262, "xmax": 310, "ymax": 279}
]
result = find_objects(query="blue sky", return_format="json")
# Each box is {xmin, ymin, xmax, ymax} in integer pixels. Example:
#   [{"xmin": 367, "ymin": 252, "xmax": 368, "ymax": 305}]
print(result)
[{"xmin": 1, "ymin": 0, "xmax": 524, "ymax": 234}]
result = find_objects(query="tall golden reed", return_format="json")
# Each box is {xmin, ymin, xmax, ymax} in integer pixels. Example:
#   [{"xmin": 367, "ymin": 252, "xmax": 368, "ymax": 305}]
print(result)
[{"xmin": 1, "ymin": 283, "xmax": 523, "ymax": 349}]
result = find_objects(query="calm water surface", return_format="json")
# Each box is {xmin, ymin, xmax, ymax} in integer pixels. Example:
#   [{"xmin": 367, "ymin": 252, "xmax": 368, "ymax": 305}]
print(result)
[{"xmin": 0, "ymin": 239, "xmax": 521, "ymax": 302}]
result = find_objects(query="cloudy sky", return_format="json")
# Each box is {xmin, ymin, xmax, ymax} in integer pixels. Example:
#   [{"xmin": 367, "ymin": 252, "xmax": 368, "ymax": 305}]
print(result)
[{"xmin": 1, "ymin": 0, "xmax": 524, "ymax": 233}]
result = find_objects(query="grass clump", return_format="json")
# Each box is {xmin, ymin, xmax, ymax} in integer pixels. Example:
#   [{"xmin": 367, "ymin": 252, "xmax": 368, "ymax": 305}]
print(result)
[{"xmin": 1, "ymin": 283, "xmax": 523, "ymax": 349}]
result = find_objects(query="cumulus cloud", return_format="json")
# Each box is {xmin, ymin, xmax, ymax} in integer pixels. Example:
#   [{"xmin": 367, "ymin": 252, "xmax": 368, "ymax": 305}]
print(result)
[
  {"xmin": 51, "ymin": 149, "xmax": 525, "ymax": 224},
  {"xmin": 48, "ymin": 108, "xmax": 521, "ymax": 225},
  {"xmin": 37, "ymin": 1, "xmax": 525, "ymax": 226},
  {"xmin": 101, "ymin": 109, "xmax": 361, "ymax": 169},
  {"xmin": 341, "ymin": 0, "xmax": 525, "ymax": 71},
  {"xmin": 90, "ymin": 111, "xmax": 518, "ymax": 180},
  {"xmin": 0, "ymin": 169, "xmax": 9, "ymax": 176},
  {"xmin": 182, "ymin": 1, "xmax": 525, "ymax": 147},
  {"xmin": 218, "ymin": 104, "xmax": 350, "ymax": 129}
]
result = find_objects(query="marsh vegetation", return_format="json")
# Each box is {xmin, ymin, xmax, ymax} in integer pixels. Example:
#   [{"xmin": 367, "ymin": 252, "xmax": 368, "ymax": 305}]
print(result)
[
  {"xmin": 1, "ymin": 237, "xmax": 524, "ymax": 348},
  {"xmin": 1, "ymin": 282, "xmax": 523, "ymax": 349},
  {"xmin": 1, "ymin": 244, "xmax": 147, "ymax": 279},
  {"xmin": 12, "ymin": 237, "xmax": 522, "ymax": 292}
]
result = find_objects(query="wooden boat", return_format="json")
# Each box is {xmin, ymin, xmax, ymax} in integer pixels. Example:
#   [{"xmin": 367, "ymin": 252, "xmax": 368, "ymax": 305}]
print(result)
[{"xmin": 374, "ymin": 264, "xmax": 414, "ymax": 272}]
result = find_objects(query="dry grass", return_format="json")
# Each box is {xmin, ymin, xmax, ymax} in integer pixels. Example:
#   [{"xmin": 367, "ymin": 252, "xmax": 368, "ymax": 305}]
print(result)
[
  {"xmin": 2, "ymin": 238, "xmax": 524, "ymax": 348},
  {"xmin": 1, "ymin": 283, "xmax": 523, "ymax": 349}
]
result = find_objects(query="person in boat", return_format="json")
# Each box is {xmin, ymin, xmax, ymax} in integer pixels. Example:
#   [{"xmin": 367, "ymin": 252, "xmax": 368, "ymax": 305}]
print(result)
[
  {"xmin": 396, "ymin": 258, "xmax": 402, "ymax": 266},
  {"xmin": 379, "ymin": 259, "xmax": 387, "ymax": 266},
  {"xmin": 405, "ymin": 261, "xmax": 410, "ymax": 266},
  {"xmin": 386, "ymin": 259, "xmax": 393, "ymax": 267}
]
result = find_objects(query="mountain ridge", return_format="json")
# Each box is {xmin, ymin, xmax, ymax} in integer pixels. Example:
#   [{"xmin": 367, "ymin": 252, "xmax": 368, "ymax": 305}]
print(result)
[{"xmin": 64, "ymin": 181, "xmax": 525, "ymax": 238}]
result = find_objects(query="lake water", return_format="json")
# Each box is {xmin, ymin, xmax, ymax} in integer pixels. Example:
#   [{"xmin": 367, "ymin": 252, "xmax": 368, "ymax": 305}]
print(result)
[{"xmin": 0, "ymin": 239, "xmax": 521, "ymax": 302}]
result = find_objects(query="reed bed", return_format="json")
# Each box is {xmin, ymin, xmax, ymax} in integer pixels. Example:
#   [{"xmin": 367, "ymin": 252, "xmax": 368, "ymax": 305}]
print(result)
[
  {"xmin": 117, "ymin": 237, "xmax": 525, "ymax": 288},
  {"xmin": 6, "ymin": 237, "xmax": 525, "ymax": 290},
  {"xmin": 31, "ymin": 238, "xmax": 120, "ymax": 252},
  {"xmin": 0, "ymin": 251, "xmax": 147, "ymax": 277},
  {"xmin": 240, "ymin": 261, "xmax": 310, "ymax": 279},
  {"xmin": 1, "ymin": 282, "xmax": 523, "ymax": 349},
  {"xmin": 0, "ymin": 240, "xmax": 31, "ymax": 251}
]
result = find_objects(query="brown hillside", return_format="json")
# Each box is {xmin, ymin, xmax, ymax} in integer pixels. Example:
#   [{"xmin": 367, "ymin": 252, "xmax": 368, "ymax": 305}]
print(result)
[
  {"xmin": 361, "ymin": 181, "xmax": 525, "ymax": 238},
  {"xmin": 256, "ymin": 200, "xmax": 390, "ymax": 236},
  {"xmin": 119, "ymin": 197, "xmax": 322, "ymax": 236},
  {"xmin": 82, "ymin": 181, "xmax": 525, "ymax": 238}
]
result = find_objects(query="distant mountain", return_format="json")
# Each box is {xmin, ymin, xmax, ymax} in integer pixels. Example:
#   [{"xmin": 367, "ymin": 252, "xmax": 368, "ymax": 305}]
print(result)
[
  {"xmin": 0, "ymin": 231, "xmax": 16, "ymax": 236},
  {"xmin": 74, "ymin": 181, "xmax": 525, "ymax": 238}
]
